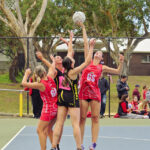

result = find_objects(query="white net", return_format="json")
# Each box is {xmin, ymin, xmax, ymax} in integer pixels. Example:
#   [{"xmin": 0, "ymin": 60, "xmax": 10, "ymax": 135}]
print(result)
[{"xmin": 4, "ymin": 0, "xmax": 17, "ymax": 10}]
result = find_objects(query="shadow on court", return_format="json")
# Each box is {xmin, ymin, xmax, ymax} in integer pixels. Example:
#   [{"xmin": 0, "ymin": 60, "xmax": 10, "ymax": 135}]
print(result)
[{"xmin": 2, "ymin": 126, "xmax": 150, "ymax": 150}]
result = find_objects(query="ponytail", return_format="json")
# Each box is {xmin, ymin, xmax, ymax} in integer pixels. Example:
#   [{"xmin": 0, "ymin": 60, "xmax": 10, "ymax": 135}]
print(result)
[{"xmin": 62, "ymin": 57, "xmax": 73, "ymax": 87}]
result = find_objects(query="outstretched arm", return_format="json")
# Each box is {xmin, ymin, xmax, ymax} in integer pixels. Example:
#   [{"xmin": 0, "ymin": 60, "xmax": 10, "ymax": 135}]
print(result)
[
  {"xmin": 60, "ymin": 31, "xmax": 74, "ymax": 58},
  {"xmin": 67, "ymin": 30, "xmax": 74, "ymax": 58},
  {"xmin": 69, "ymin": 39, "xmax": 95, "ymax": 77},
  {"xmin": 47, "ymin": 55, "xmax": 57, "ymax": 79},
  {"xmin": 22, "ymin": 69, "xmax": 45, "ymax": 91},
  {"xmin": 77, "ymin": 22, "xmax": 89, "ymax": 60},
  {"xmin": 36, "ymin": 51, "xmax": 52, "ymax": 68},
  {"xmin": 102, "ymin": 54, "xmax": 124, "ymax": 74}
]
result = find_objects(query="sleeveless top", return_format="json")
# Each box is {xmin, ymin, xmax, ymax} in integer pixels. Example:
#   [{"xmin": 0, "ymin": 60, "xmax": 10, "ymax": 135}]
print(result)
[
  {"xmin": 54, "ymin": 68, "xmax": 64, "ymax": 96},
  {"xmin": 40, "ymin": 76, "xmax": 57, "ymax": 114},
  {"xmin": 58, "ymin": 75, "xmax": 79, "ymax": 105},
  {"xmin": 79, "ymin": 61, "xmax": 102, "ymax": 101}
]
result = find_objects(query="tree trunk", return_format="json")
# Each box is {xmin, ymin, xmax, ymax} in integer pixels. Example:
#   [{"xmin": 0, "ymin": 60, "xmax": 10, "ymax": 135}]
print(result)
[
  {"xmin": 20, "ymin": 38, "xmax": 38, "ymax": 71},
  {"xmin": 9, "ymin": 56, "xmax": 18, "ymax": 83}
]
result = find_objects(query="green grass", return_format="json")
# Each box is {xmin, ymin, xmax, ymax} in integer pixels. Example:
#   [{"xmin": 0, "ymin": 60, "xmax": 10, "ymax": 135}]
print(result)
[{"xmin": 0, "ymin": 74, "xmax": 150, "ymax": 115}]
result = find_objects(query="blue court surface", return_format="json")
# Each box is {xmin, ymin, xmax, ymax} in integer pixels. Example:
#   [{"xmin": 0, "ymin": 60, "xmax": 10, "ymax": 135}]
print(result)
[{"xmin": 2, "ymin": 126, "xmax": 150, "ymax": 150}]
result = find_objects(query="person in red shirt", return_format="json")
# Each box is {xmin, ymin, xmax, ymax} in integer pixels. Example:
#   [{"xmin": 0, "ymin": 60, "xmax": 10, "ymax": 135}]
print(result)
[
  {"xmin": 142, "ymin": 85, "xmax": 148, "ymax": 101},
  {"xmin": 132, "ymin": 84, "xmax": 141, "ymax": 101},
  {"xmin": 22, "ymin": 57, "xmax": 58, "ymax": 150},
  {"xmin": 118, "ymin": 94, "xmax": 148, "ymax": 119},
  {"xmin": 78, "ymin": 23, "xmax": 124, "ymax": 150}
]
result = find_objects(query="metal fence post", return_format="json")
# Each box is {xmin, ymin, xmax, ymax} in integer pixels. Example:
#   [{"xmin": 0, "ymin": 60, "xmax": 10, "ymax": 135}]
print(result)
[
  {"xmin": 27, "ymin": 38, "xmax": 29, "ymax": 115},
  {"xmin": 107, "ymin": 38, "xmax": 111, "ymax": 118}
]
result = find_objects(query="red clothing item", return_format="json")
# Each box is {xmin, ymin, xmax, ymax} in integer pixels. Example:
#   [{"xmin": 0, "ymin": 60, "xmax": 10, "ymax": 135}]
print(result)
[
  {"xmin": 79, "ymin": 61, "xmax": 102, "ymax": 101},
  {"xmin": 121, "ymin": 102, "xmax": 129, "ymax": 113},
  {"xmin": 40, "ymin": 76, "xmax": 58, "ymax": 121},
  {"xmin": 24, "ymin": 78, "xmax": 33, "ymax": 95},
  {"xmin": 143, "ymin": 90, "xmax": 147, "ymax": 100},
  {"xmin": 131, "ymin": 101, "xmax": 138, "ymax": 111},
  {"xmin": 132, "ymin": 88, "xmax": 140, "ymax": 100}
]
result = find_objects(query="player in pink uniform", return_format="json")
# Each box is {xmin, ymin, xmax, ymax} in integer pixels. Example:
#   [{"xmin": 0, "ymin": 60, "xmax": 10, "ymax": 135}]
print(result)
[
  {"xmin": 22, "ymin": 57, "xmax": 57, "ymax": 150},
  {"xmin": 78, "ymin": 23, "xmax": 124, "ymax": 150}
]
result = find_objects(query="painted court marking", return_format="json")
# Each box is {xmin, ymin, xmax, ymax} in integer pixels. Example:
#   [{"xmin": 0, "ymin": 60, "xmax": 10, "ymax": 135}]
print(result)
[
  {"xmin": 1, "ymin": 126, "xmax": 26, "ymax": 150},
  {"xmin": 2, "ymin": 126, "xmax": 150, "ymax": 150}
]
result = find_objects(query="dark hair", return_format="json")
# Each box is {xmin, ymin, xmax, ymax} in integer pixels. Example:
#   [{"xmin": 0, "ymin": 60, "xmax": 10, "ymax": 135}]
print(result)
[
  {"xmin": 121, "ymin": 94, "xmax": 128, "ymax": 101},
  {"xmin": 62, "ymin": 57, "xmax": 73, "ymax": 87},
  {"xmin": 53, "ymin": 54, "xmax": 57, "ymax": 57},
  {"xmin": 120, "ymin": 75, "xmax": 127, "ymax": 79},
  {"xmin": 143, "ymin": 85, "xmax": 147, "ymax": 90}
]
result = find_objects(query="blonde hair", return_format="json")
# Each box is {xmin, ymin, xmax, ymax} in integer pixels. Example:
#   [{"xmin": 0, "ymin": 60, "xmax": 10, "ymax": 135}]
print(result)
[{"xmin": 34, "ymin": 65, "xmax": 46, "ymax": 83}]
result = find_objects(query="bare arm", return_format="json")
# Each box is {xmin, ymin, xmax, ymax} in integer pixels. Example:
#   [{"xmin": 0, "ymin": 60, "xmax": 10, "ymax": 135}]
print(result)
[
  {"xmin": 78, "ymin": 22, "xmax": 89, "ymax": 60},
  {"xmin": 67, "ymin": 30, "xmax": 74, "ymax": 58},
  {"xmin": 68, "ymin": 39, "xmax": 95, "ymax": 78},
  {"xmin": 22, "ymin": 69, "xmax": 45, "ymax": 91},
  {"xmin": 102, "ymin": 54, "xmax": 124, "ymax": 74},
  {"xmin": 36, "ymin": 51, "xmax": 52, "ymax": 68},
  {"xmin": 47, "ymin": 55, "xmax": 57, "ymax": 79}
]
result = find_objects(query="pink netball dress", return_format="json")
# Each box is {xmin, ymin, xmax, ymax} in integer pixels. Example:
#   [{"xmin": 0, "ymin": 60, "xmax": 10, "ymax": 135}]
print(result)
[
  {"xmin": 79, "ymin": 61, "xmax": 102, "ymax": 102},
  {"xmin": 40, "ymin": 76, "xmax": 58, "ymax": 121}
]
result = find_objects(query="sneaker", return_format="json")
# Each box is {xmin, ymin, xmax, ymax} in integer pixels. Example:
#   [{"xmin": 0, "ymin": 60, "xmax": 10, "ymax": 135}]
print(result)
[
  {"xmin": 81, "ymin": 144, "xmax": 85, "ymax": 150},
  {"xmin": 50, "ymin": 148, "xmax": 56, "ymax": 150},
  {"xmin": 57, "ymin": 144, "xmax": 60, "ymax": 150},
  {"xmin": 89, "ymin": 143, "xmax": 97, "ymax": 150},
  {"xmin": 100, "ymin": 115, "xmax": 105, "ymax": 118}
]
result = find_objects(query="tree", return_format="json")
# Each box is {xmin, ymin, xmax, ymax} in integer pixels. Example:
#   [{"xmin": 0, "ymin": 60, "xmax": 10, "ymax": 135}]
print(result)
[
  {"xmin": 0, "ymin": 0, "xmax": 48, "ymax": 71},
  {"xmin": 73, "ymin": 0, "xmax": 150, "ymax": 75}
]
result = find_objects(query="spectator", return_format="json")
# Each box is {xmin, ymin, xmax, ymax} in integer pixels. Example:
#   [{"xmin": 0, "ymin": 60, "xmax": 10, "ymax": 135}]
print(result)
[
  {"xmin": 132, "ymin": 84, "xmax": 141, "ymax": 101},
  {"xmin": 24, "ymin": 72, "xmax": 43, "ymax": 118},
  {"xmin": 98, "ymin": 73, "xmax": 109, "ymax": 118},
  {"xmin": 131, "ymin": 95, "xmax": 139, "ymax": 114},
  {"xmin": 142, "ymin": 85, "xmax": 148, "ymax": 101},
  {"xmin": 116, "ymin": 75, "xmax": 129, "ymax": 100},
  {"xmin": 118, "ymin": 94, "xmax": 148, "ymax": 119}
]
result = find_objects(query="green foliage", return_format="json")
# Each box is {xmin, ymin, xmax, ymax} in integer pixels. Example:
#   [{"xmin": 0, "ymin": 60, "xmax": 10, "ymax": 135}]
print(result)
[{"xmin": 0, "ymin": 72, "xmax": 23, "ymax": 83}]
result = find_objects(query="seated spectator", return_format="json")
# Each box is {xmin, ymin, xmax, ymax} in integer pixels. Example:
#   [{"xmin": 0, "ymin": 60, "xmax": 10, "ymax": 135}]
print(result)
[
  {"xmin": 117, "ymin": 94, "xmax": 149, "ymax": 119},
  {"xmin": 142, "ymin": 85, "xmax": 148, "ymax": 101},
  {"xmin": 132, "ymin": 84, "xmax": 141, "ymax": 101},
  {"xmin": 130, "ymin": 95, "xmax": 139, "ymax": 114},
  {"xmin": 138, "ymin": 99, "xmax": 150, "ymax": 116}
]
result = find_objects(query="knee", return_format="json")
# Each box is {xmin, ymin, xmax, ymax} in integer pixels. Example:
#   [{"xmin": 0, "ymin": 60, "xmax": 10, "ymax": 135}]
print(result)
[
  {"xmin": 37, "ymin": 127, "xmax": 41, "ymax": 135},
  {"xmin": 91, "ymin": 115, "xmax": 99, "ymax": 123},
  {"xmin": 80, "ymin": 115, "xmax": 86, "ymax": 123}
]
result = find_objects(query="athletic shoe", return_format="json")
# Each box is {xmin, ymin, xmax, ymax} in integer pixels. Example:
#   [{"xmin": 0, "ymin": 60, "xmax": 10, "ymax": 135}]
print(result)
[
  {"xmin": 57, "ymin": 144, "xmax": 60, "ymax": 150},
  {"xmin": 81, "ymin": 144, "xmax": 85, "ymax": 150},
  {"xmin": 89, "ymin": 143, "xmax": 97, "ymax": 150},
  {"xmin": 50, "ymin": 148, "xmax": 56, "ymax": 150}
]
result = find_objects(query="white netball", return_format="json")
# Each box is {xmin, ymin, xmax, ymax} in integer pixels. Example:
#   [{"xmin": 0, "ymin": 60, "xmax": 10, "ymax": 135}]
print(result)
[{"xmin": 72, "ymin": 11, "xmax": 86, "ymax": 24}]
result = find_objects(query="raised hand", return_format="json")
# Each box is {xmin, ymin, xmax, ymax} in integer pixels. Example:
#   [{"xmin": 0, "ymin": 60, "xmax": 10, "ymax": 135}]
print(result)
[
  {"xmin": 89, "ymin": 38, "xmax": 96, "ymax": 49},
  {"xmin": 60, "ymin": 37, "xmax": 69, "ymax": 46},
  {"xmin": 119, "ymin": 54, "xmax": 124, "ymax": 63},
  {"xmin": 25, "ymin": 68, "xmax": 31, "ymax": 76},
  {"xmin": 36, "ymin": 51, "xmax": 43, "ymax": 60},
  {"xmin": 76, "ymin": 21, "xmax": 85, "ymax": 28}
]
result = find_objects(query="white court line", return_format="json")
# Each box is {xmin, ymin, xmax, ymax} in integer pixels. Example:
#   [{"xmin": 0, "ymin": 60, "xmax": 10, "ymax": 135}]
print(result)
[
  {"xmin": 18, "ymin": 133, "xmax": 150, "ymax": 142},
  {"xmin": 1, "ymin": 126, "xmax": 26, "ymax": 150}
]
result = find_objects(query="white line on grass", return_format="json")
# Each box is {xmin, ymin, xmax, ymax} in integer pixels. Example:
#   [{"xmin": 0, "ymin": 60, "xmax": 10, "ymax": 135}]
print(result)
[{"xmin": 1, "ymin": 126, "xmax": 26, "ymax": 150}]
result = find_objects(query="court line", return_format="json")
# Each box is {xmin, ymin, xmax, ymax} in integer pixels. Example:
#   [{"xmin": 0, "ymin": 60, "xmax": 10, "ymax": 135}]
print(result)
[
  {"xmin": 18, "ymin": 133, "xmax": 150, "ymax": 142},
  {"xmin": 1, "ymin": 126, "xmax": 26, "ymax": 150}
]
